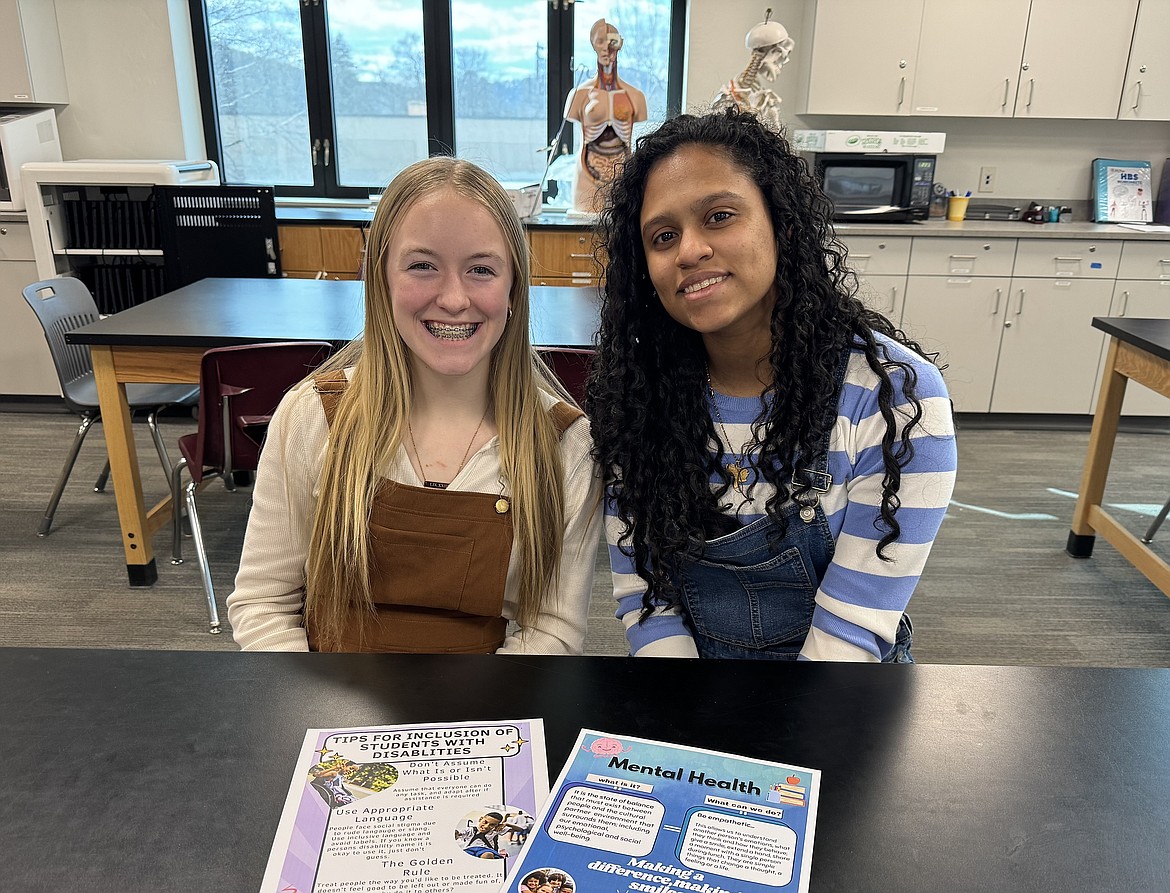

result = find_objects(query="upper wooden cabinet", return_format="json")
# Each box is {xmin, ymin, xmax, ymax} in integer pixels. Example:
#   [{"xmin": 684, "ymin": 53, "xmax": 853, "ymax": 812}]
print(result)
[
  {"xmin": 0, "ymin": 0, "xmax": 68, "ymax": 104},
  {"xmin": 1118, "ymin": 0, "xmax": 1170, "ymax": 121},
  {"xmin": 804, "ymin": 0, "xmax": 1149, "ymax": 120}
]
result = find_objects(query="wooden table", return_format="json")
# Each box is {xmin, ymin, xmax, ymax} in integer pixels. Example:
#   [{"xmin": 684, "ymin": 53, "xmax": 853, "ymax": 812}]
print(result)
[
  {"xmin": 66, "ymin": 277, "xmax": 601, "ymax": 586},
  {"xmin": 3, "ymin": 649, "xmax": 1169, "ymax": 892},
  {"xmin": 1067, "ymin": 316, "xmax": 1170, "ymax": 596}
]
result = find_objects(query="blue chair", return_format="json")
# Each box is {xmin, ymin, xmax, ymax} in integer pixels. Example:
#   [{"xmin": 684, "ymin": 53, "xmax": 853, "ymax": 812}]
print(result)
[{"xmin": 21, "ymin": 278, "xmax": 199, "ymax": 536}]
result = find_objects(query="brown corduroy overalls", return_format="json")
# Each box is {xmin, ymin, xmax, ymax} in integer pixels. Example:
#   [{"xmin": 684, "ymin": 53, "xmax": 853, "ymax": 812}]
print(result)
[{"xmin": 306, "ymin": 370, "xmax": 581, "ymax": 653}]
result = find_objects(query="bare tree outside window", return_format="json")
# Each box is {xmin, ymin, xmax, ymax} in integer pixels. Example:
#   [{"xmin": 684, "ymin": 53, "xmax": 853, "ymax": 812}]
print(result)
[{"xmin": 200, "ymin": 0, "xmax": 675, "ymax": 192}]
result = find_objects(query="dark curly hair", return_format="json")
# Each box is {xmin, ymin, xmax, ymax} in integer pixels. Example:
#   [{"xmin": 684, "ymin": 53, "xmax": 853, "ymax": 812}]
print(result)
[{"xmin": 585, "ymin": 108, "xmax": 941, "ymax": 620}]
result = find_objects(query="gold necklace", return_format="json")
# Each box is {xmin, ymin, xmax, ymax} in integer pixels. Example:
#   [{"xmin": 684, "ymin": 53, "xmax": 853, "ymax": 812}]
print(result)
[
  {"xmin": 706, "ymin": 369, "xmax": 753, "ymax": 494},
  {"xmin": 407, "ymin": 409, "xmax": 488, "ymax": 490}
]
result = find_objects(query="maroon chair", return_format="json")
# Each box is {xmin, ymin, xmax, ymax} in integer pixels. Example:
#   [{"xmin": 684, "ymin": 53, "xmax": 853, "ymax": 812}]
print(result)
[
  {"xmin": 536, "ymin": 347, "xmax": 595, "ymax": 407},
  {"xmin": 170, "ymin": 341, "xmax": 334, "ymax": 633}
]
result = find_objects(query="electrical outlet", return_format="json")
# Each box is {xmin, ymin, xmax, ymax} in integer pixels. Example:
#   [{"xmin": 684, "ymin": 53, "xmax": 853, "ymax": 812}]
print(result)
[{"xmin": 979, "ymin": 166, "xmax": 997, "ymax": 193}]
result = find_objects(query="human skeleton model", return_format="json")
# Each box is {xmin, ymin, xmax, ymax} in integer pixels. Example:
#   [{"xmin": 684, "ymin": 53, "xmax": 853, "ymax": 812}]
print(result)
[
  {"xmin": 711, "ymin": 9, "xmax": 794, "ymax": 133},
  {"xmin": 564, "ymin": 19, "xmax": 648, "ymax": 214}
]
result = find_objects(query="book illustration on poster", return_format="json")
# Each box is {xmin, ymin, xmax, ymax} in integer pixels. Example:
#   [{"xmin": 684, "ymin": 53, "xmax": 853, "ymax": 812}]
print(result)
[
  {"xmin": 503, "ymin": 730, "xmax": 822, "ymax": 893},
  {"xmin": 259, "ymin": 719, "xmax": 548, "ymax": 893},
  {"xmin": 1092, "ymin": 158, "xmax": 1153, "ymax": 223}
]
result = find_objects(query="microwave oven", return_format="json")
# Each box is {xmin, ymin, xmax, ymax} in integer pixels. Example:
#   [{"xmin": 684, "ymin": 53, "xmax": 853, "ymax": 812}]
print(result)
[
  {"xmin": 811, "ymin": 153, "xmax": 936, "ymax": 223},
  {"xmin": 0, "ymin": 109, "xmax": 63, "ymax": 211}
]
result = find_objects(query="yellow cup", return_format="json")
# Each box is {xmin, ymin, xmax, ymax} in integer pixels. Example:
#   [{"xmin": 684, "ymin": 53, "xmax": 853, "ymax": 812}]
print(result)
[{"xmin": 946, "ymin": 196, "xmax": 970, "ymax": 221}]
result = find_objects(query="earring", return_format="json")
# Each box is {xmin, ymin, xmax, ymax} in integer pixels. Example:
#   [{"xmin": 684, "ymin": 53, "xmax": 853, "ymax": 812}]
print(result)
[{"xmin": 507, "ymin": 307, "xmax": 513, "ymax": 320}]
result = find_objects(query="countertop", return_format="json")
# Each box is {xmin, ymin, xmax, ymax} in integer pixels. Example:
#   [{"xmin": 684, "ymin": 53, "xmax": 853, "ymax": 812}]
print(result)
[
  {"xmin": 833, "ymin": 218, "xmax": 1170, "ymax": 241},
  {"xmin": 273, "ymin": 203, "xmax": 1170, "ymax": 241}
]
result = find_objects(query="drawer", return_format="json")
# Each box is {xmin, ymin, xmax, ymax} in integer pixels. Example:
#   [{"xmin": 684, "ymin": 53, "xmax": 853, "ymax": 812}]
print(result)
[
  {"xmin": 1012, "ymin": 239, "xmax": 1121, "ymax": 279},
  {"xmin": 0, "ymin": 222, "xmax": 35, "ymax": 261},
  {"xmin": 529, "ymin": 229, "xmax": 600, "ymax": 278},
  {"xmin": 1117, "ymin": 240, "xmax": 1170, "ymax": 280},
  {"xmin": 840, "ymin": 236, "xmax": 911, "ymax": 276},
  {"xmin": 909, "ymin": 237, "xmax": 1016, "ymax": 277}
]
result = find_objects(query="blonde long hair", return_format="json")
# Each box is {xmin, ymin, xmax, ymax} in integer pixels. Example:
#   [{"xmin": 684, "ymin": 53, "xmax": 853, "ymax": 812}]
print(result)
[{"xmin": 303, "ymin": 157, "xmax": 573, "ymax": 649}]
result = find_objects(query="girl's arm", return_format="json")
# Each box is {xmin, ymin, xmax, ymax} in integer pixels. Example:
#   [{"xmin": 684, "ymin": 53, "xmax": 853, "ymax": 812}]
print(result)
[
  {"xmin": 499, "ymin": 416, "xmax": 602, "ymax": 654},
  {"xmin": 800, "ymin": 352, "xmax": 957, "ymax": 661},
  {"xmin": 607, "ymin": 488, "xmax": 699, "ymax": 658},
  {"xmin": 226, "ymin": 384, "xmax": 323, "ymax": 651}
]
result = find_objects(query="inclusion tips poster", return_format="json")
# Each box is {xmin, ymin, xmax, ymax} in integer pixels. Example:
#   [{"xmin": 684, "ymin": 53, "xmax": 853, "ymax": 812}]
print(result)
[
  {"xmin": 503, "ymin": 730, "xmax": 821, "ymax": 893},
  {"xmin": 259, "ymin": 719, "xmax": 548, "ymax": 893}
]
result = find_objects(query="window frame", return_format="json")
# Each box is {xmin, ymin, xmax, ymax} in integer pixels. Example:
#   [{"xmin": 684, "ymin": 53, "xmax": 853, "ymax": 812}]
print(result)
[{"xmin": 187, "ymin": 0, "xmax": 685, "ymax": 198}]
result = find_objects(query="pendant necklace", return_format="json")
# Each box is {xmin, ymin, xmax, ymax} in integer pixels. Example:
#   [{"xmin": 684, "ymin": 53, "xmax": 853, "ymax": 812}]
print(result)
[
  {"xmin": 407, "ymin": 409, "xmax": 488, "ymax": 490},
  {"xmin": 706, "ymin": 369, "xmax": 754, "ymax": 494}
]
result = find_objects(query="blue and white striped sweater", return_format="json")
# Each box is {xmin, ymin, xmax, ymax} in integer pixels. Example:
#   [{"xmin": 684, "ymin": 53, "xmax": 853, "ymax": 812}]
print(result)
[{"xmin": 606, "ymin": 332, "xmax": 958, "ymax": 661}]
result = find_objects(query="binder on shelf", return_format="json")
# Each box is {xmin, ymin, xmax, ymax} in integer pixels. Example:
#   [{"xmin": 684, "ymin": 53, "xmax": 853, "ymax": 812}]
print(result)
[
  {"xmin": 1091, "ymin": 158, "xmax": 1153, "ymax": 223},
  {"xmin": 1156, "ymin": 159, "xmax": 1170, "ymax": 225}
]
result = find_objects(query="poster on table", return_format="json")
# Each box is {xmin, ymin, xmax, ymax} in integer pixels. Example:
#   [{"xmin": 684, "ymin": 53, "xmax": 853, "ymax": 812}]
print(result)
[
  {"xmin": 260, "ymin": 720, "xmax": 548, "ymax": 893},
  {"xmin": 504, "ymin": 729, "xmax": 821, "ymax": 893}
]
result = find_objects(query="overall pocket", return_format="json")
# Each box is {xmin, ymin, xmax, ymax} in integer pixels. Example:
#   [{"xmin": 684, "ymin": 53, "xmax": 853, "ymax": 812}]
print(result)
[{"xmin": 680, "ymin": 545, "xmax": 816, "ymax": 649}]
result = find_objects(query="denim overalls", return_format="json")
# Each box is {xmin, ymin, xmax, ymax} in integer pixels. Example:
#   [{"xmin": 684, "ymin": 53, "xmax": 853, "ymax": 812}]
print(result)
[{"xmin": 672, "ymin": 345, "xmax": 913, "ymax": 662}]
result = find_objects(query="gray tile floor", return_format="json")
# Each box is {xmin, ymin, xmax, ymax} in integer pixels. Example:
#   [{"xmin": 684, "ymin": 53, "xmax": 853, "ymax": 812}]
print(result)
[{"xmin": 3, "ymin": 410, "xmax": 1170, "ymax": 666}]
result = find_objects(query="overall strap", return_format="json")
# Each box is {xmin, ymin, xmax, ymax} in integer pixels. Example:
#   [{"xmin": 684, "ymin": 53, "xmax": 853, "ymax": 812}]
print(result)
[
  {"xmin": 312, "ymin": 370, "xmax": 349, "ymax": 426},
  {"xmin": 792, "ymin": 342, "xmax": 852, "ymax": 493},
  {"xmin": 549, "ymin": 401, "xmax": 584, "ymax": 439}
]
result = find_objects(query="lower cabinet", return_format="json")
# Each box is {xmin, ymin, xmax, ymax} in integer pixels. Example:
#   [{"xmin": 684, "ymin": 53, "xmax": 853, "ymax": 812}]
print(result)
[
  {"xmin": 1102, "ymin": 279, "xmax": 1170, "ymax": 415},
  {"xmin": 1, "ymin": 220, "xmax": 59, "ymax": 395},
  {"xmin": 529, "ymin": 228, "xmax": 600, "ymax": 287},
  {"xmin": 900, "ymin": 276, "xmax": 1010, "ymax": 413},
  {"xmin": 277, "ymin": 225, "xmax": 365, "ymax": 279},
  {"xmin": 856, "ymin": 273, "xmax": 907, "ymax": 327},
  {"xmin": 988, "ymin": 278, "xmax": 1112, "ymax": 413}
]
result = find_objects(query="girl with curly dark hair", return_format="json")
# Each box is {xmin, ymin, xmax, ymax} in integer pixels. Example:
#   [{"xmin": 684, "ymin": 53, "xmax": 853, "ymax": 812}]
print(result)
[{"xmin": 587, "ymin": 109, "xmax": 957, "ymax": 662}]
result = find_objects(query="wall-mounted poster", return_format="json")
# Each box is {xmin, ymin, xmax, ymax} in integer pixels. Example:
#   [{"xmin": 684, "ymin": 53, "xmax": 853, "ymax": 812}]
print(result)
[{"xmin": 1092, "ymin": 158, "xmax": 1154, "ymax": 223}]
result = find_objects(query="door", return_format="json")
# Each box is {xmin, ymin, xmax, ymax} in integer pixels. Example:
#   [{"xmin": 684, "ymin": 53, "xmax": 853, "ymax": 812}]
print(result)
[
  {"xmin": 900, "ymin": 276, "xmax": 1011, "ymax": 413},
  {"xmin": 1118, "ymin": 0, "xmax": 1170, "ymax": 121},
  {"xmin": 805, "ymin": 0, "xmax": 925, "ymax": 115},
  {"xmin": 856, "ymin": 274, "xmax": 907, "ymax": 328},
  {"xmin": 1014, "ymin": 0, "xmax": 1139, "ymax": 118},
  {"xmin": 1107, "ymin": 279, "xmax": 1170, "ymax": 415},
  {"xmin": 912, "ymin": 0, "xmax": 1030, "ymax": 117},
  {"xmin": 990, "ymin": 278, "xmax": 1113, "ymax": 413}
]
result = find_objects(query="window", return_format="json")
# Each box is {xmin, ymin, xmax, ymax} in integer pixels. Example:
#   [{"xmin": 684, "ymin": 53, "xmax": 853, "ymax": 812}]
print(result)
[{"xmin": 189, "ymin": 0, "xmax": 685, "ymax": 198}]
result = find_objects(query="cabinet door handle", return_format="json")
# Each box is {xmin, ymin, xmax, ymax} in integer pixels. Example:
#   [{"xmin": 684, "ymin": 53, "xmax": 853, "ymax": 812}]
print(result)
[
  {"xmin": 569, "ymin": 253, "xmax": 593, "ymax": 259},
  {"xmin": 888, "ymin": 285, "xmax": 898, "ymax": 314},
  {"xmin": 949, "ymin": 254, "xmax": 977, "ymax": 260},
  {"xmin": 1132, "ymin": 81, "xmax": 1143, "ymax": 111},
  {"xmin": 992, "ymin": 287, "xmax": 1002, "ymax": 315},
  {"xmin": 1054, "ymin": 256, "xmax": 1082, "ymax": 263},
  {"xmin": 1017, "ymin": 288, "xmax": 1026, "ymax": 315},
  {"xmin": 1121, "ymin": 290, "xmax": 1130, "ymax": 316},
  {"xmin": 1026, "ymin": 78, "xmax": 1035, "ymax": 108},
  {"xmin": 1002, "ymin": 78, "xmax": 1010, "ymax": 108},
  {"xmin": 897, "ymin": 76, "xmax": 906, "ymax": 107}
]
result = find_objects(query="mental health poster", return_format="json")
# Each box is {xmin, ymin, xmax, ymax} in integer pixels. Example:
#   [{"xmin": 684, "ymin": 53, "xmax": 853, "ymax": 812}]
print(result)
[
  {"xmin": 260, "ymin": 720, "xmax": 548, "ymax": 893},
  {"xmin": 503, "ymin": 730, "xmax": 821, "ymax": 893}
]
